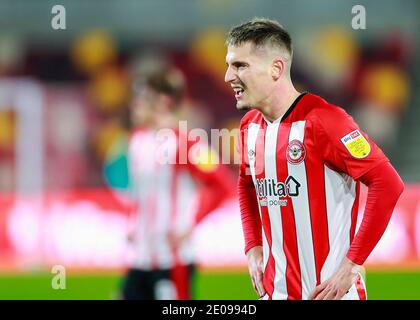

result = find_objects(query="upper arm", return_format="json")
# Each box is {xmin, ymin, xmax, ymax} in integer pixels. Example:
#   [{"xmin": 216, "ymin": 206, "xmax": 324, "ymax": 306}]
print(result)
[{"xmin": 314, "ymin": 106, "xmax": 389, "ymax": 180}]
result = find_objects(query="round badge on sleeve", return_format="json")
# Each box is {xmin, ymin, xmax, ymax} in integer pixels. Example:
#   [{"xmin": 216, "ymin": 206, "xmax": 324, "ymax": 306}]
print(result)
[{"xmin": 286, "ymin": 139, "xmax": 306, "ymax": 165}]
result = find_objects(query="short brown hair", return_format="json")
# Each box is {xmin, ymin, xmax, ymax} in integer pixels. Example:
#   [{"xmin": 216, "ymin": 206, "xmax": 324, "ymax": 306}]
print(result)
[
  {"xmin": 226, "ymin": 17, "xmax": 292, "ymax": 55},
  {"xmin": 133, "ymin": 66, "xmax": 185, "ymax": 105}
]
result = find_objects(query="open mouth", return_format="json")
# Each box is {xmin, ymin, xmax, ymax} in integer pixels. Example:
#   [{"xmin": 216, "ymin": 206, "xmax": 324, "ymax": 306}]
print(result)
[{"xmin": 233, "ymin": 87, "xmax": 245, "ymax": 99}]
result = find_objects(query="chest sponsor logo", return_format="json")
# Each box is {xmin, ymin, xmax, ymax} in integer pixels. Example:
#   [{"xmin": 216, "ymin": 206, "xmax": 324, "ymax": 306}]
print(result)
[
  {"xmin": 341, "ymin": 129, "xmax": 371, "ymax": 159},
  {"xmin": 286, "ymin": 139, "xmax": 306, "ymax": 165},
  {"xmin": 255, "ymin": 176, "xmax": 301, "ymax": 206}
]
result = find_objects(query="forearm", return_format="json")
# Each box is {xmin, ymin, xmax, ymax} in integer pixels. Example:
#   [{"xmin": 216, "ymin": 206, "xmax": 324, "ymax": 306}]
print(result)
[
  {"xmin": 238, "ymin": 175, "xmax": 262, "ymax": 253},
  {"xmin": 347, "ymin": 161, "xmax": 404, "ymax": 265},
  {"xmin": 194, "ymin": 166, "xmax": 235, "ymax": 225},
  {"xmin": 194, "ymin": 185, "xmax": 227, "ymax": 225}
]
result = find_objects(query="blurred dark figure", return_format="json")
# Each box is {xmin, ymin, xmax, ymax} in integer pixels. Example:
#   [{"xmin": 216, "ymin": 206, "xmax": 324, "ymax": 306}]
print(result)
[{"xmin": 121, "ymin": 65, "xmax": 234, "ymax": 300}]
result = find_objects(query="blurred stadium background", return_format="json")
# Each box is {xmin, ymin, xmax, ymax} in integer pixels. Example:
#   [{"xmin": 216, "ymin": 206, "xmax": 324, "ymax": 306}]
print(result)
[{"xmin": 0, "ymin": 0, "xmax": 419, "ymax": 299}]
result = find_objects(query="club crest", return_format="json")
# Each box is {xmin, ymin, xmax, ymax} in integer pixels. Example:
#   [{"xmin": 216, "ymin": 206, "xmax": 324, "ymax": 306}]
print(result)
[{"xmin": 286, "ymin": 139, "xmax": 306, "ymax": 164}]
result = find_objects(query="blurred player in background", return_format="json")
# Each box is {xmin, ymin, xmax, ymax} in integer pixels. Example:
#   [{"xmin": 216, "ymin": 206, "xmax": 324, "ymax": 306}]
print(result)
[
  {"xmin": 225, "ymin": 18, "xmax": 404, "ymax": 300},
  {"xmin": 121, "ymin": 65, "xmax": 234, "ymax": 300}
]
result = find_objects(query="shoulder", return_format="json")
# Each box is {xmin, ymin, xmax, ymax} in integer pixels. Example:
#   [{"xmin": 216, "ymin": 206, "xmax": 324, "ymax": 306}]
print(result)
[
  {"xmin": 304, "ymin": 93, "xmax": 355, "ymax": 128},
  {"xmin": 129, "ymin": 126, "xmax": 147, "ymax": 140},
  {"xmin": 128, "ymin": 127, "xmax": 156, "ymax": 151},
  {"xmin": 239, "ymin": 109, "xmax": 262, "ymax": 131}
]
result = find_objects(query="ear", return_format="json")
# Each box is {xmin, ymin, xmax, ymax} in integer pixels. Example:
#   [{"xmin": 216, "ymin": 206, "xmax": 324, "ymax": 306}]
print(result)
[{"xmin": 271, "ymin": 58, "xmax": 284, "ymax": 80}]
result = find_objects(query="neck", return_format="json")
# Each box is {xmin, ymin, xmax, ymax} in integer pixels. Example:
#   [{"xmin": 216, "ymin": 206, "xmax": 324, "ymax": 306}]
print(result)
[
  {"xmin": 155, "ymin": 113, "xmax": 178, "ymax": 130},
  {"xmin": 259, "ymin": 83, "xmax": 301, "ymax": 122},
  {"xmin": 135, "ymin": 114, "xmax": 177, "ymax": 130}
]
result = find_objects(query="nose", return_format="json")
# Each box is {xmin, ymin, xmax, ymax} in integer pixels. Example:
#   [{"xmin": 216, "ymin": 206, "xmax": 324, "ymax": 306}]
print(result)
[{"xmin": 224, "ymin": 66, "xmax": 236, "ymax": 83}]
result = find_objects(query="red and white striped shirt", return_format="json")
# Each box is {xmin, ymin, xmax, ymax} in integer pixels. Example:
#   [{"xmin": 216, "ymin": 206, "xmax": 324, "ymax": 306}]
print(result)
[
  {"xmin": 238, "ymin": 93, "xmax": 388, "ymax": 299},
  {"xmin": 128, "ymin": 128, "xmax": 233, "ymax": 270}
]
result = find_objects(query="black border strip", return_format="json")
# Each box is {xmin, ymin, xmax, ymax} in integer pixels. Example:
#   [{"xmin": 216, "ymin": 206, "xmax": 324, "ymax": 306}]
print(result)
[{"xmin": 281, "ymin": 92, "xmax": 308, "ymax": 123}]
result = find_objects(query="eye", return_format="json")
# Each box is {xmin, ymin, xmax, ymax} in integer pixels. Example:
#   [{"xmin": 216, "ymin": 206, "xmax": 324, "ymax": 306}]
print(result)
[{"xmin": 233, "ymin": 62, "xmax": 247, "ymax": 70}]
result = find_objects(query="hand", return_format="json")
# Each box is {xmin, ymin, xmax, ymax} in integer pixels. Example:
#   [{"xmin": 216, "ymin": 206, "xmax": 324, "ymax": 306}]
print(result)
[
  {"xmin": 127, "ymin": 231, "xmax": 136, "ymax": 243},
  {"xmin": 168, "ymin": 228, "xmax": 193, "ymax": 249},
  {"xmin": 246, "ymin": 246, "xmax": 266, "ymax": 298},
  {"xmin": 309, "ymin": 257, "xmax": 363, "ymax": 300}
]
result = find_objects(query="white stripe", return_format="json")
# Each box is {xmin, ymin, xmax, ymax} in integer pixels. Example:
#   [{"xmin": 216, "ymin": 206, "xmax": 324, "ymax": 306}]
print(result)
[
  {"xmin": 260, "ymin": 294, "xmax": 269, "ymax": 300},
  {"xmin": 175, "ymin": 171, "xmax": 197, "ymax": 265},
  {"xmin": 342, "ymin": 284, "xmax": 359, "ymax": 300},
  {"xmin": 264, "ymin": 122, "xmax": 288, "ymax": 299},
  {"xmin": 262, "ymin": 226, "xmax": 270, "ymax": 273},
  {"xmin": 136, "ymin": 203, "xmax": 152, "ymax": 268},
  {"xmin": 341, "ymin": 274, "xmax": 366, "ymax": 300},
  {"xmin": 246, "ymin": 123, "xmax": 269, "ymax": 271},
  {"xmin": 154, "ymin": 136, "xmax": 177, "ymax": 268},
  {"xmin": 130, "ymin": 131, "xmax": 178, "ymax": 269},
  {"xmin": 246, "ymin": 123, "xmax": 260, "ymax": 196},
  {"xmin": 129, "ymin": 132, "xmax": 153, "ymax": 269},
  {"xmin": 321, "ymin": 165, "xmax": 356, "ymax": 281},
  {"xmin": 134, "ymin": 204, "xmax": 152, "ymax": 268},
  {"xmin": 287, "ymin": 120, "xmax": 317, "ymax": 299}
]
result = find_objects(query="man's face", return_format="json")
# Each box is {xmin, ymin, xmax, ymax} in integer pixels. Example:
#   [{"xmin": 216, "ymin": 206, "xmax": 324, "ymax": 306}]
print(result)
[
  {"xmin": 225, "ymin": 42, "xmax": 274, "ymax": 110},
  {"xmin": 130, "ymin": 86, "xmax": 160, "ymax": 126}
]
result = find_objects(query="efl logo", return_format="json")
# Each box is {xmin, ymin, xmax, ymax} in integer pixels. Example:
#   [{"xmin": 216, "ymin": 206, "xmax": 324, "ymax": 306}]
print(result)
[{"xmin": 341, "ymin": 129, "xmax": 371, "ymax": 159}]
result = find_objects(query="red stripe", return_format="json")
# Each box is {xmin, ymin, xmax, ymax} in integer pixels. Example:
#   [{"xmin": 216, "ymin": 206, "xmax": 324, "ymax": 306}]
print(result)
[
  {"xmin": 254, "ymin": 122, "xmax": 275, "ymax": 299},
  {"xmin": 304, "ymin": 126, "xmax": 330, "ymax": 286},
  {"xmin": 139, "ymin": 132, "xmax": 158, "ymax": 269},
  {"xmin": 261, "ymin": 210, "xmax": 275, "ymax": 300},
  {"xmin": 171, "ymin": 264, "xmax": 191, "ymax": 300},
  {"xmin": 349, "ymin": 182, "xmax": 360, "ymax": 243},
  {"xmin": 276, "ymin": 124, "xmax": 302, "ymax": 300},
  {"xmin": 355, "ymin": 274, "xmax": 367, "ymax": 300},
  {"xmin": 171, "ymin": 136, "xmax": 190, "ymax": 300},
  {"xmin": 170, "ymin": 167, "xmax": 180, "ymax": 265},
  {"xmin": 241, "ymin": 122, "xmax": 250, "ymax": 177},
  {"xmin": 148, "ymin": 187, "xmax": 158, "ymax": 269}
]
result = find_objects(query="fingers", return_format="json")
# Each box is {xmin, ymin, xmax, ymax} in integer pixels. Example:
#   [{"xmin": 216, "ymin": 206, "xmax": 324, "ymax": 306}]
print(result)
[
  {"xmin": 312, "ymin": 285, "xmax": 347, "ymax": 300},
  {"xmin": 333, "ymin": 290, "xmax": 343, "ymax": 300},
  {"xmin": 255, "ymin": 270, "xmax": 265, "ymax": 297},
  {"xmin": 168, "ymin": 231, "xmax": 189, "ymax": 249},
  {"xmin": 250, "ymin": 271, "xmax": 265, "ymax": 297},
  {"xmin": 313, "ymin": 287, "xmax": 328, "ymax": 300},
  {"xmin": 309, "ymin": 282, "xmax": 326, "ymax": 300},
  {"xmin": 251, "ymin": 275, "xmax": 259, "ymax": 295},
  {"xmin": 249, "ymin": 268, "xmax": 265, "ymax": 297},
  {"xmin": 247, "ymin": 249, "xmax": 265, "ymax": 298},
  {"xmin": 318, "ymin": 288, "xmax": 347, "ymax": 300},
  {"xmin": 323, "ymin": 289, "xmax": 337, "ymax": 300}
]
